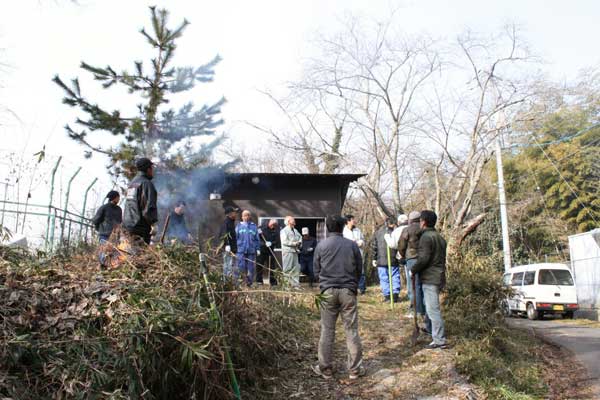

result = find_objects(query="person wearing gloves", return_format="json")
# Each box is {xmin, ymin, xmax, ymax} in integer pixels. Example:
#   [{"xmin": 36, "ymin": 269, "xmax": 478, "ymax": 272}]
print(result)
[
  {"xmin": 93, "ymin": 190, "xmax": 123, "ymax": 242},
  {"xmin": 343, "ymin": 215, "xmax": 366, "ymax": 294},
  {"xmin": 399, "ymin": 211, "xmax": 427, "ymax": 321},
  {"xmin": 256, "ymin": 219, "xmax": 280, "ymax": 286},
  {"xmin": 218, "ymin": 206, "xmax": 238, "ymax": 280},
  {"xmin": 235, "ymin": 210, "xmax": 261, "ymax": 287},
  {"xmin": 299, "ymin": 227, "xmax": 317, "ymax": 287},
  {"xmin": 372, "ymin": 217, "xmax": 401, "ymax": 302},
  {"xmin": 122, "ymin": 157, "xmax": 158, "ymax": 245},
  {"xmin": 280, "ymin": 215, "xmax": 303, "ymax": 288}
]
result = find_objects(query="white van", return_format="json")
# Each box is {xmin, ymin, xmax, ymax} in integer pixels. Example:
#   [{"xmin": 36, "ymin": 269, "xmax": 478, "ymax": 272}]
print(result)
[{"xmin": 502, "ymin": 263, "xmax": 579, "ymax": 320}]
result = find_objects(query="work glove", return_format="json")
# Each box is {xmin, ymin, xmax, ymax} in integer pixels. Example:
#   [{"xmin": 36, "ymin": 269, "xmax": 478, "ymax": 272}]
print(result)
[
  {"xmin": 150, "ymin": 225, "xmax": 158, "ymax": 236},
  {"xmin": 257, "ymin": 250, "xmax": 261, "ymax": 256},
  {"xmin": 308, "ymin": 248, "xmax": 313, "ymax": 252},
  {"xmin": 384, "ymin": 233, "xmax": 395, "ymax": 248},
  {"xmin": 225, "ymin": 245, "xmax": 231, "ymax": 253},
  {"xmin": 266, "ymin": 241, "xmax": 272, "ymax": 247},
  {"xmin": 258, "ymin": 228, "xmax": 263, "ymax": 234},
  {"xmin": 356, "ymin": 239, "xmax": 364, "ymax": 248},
  {"xmin": 372, "ymin": 260, "xmax": 377, "ymax": 267}
]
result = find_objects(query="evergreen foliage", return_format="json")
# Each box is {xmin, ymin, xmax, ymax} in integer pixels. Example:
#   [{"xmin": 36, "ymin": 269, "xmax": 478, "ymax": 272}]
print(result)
[
  {"xmin": 53, "ymin": 7, "xmax": 225, "ymax": 179},
  {"xmin": 502, "ymin": 100, "xmax": 599, "ymax": 262}
]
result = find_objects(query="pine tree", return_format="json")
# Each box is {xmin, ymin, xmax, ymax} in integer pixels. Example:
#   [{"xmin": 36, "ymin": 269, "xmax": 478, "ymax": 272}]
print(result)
[{"xmin": 53, "ymin": 7, "xmax": 225, "ymax": 179}]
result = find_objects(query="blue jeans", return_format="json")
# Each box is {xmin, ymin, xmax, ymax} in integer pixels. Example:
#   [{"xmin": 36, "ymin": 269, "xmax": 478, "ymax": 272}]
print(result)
[
  {"xmin": 406, "ymin": 259, "xmax": 426, "ymax": 315},
  {"xmin": 237, "ymin": 253, "xmax": 256, "ymax": 286},
  {"xmin": 422, "ymin": 283, "xmax": 446, "ymax": 345},
  {"xmin": 377, "ymin": 265, "xmax": 401, "ymax": 296},
  {"xmin": 223, "ymin": 252, "xmax": 236, "ymax": 282},
  {"xmin": 358, "ymin": 273, "xmax": 366, "ymax": 293},
  {"xmin": 98, "ymin": 234, "xmax": 110, "ymax": 266}
]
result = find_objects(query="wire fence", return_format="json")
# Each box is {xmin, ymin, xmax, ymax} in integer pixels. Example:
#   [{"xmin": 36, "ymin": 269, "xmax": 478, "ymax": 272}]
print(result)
[{"xmin": 0, "ymin": 150, "xmax": 113, "ymax": 252}]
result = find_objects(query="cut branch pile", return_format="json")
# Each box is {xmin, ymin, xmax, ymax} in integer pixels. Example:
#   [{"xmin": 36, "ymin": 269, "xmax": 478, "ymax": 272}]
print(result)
[{"xmin": 0, "ymin": 245, "xmax": 314, "ymax": 399}]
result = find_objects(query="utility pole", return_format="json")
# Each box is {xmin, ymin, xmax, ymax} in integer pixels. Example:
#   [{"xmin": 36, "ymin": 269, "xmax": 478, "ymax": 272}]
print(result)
[{"xmin": 495, "ymin": 137, "xmax": 512, "ymax": 272}]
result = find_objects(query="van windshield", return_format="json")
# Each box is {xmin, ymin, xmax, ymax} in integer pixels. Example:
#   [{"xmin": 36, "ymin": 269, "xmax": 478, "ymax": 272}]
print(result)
[{"xmin": 538, "ymin": 269, "xmax": 574, "ymax": 286}]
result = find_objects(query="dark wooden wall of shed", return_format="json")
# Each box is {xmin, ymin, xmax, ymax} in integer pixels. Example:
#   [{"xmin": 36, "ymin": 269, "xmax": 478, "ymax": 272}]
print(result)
[{"xmin": 168, "ymin": 173, "xmax": 361, "ymax": 251}]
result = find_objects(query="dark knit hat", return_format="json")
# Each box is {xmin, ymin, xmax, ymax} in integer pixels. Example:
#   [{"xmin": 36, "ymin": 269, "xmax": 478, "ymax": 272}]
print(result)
[
  {"xmin": 224, "ymin": 206, "xmax": 239, "ymax": 215},
  {"xmin": 106, "ymin": 190, "xmax": 120, "ymax": 201},
  {"xmin": 135, "ymin": 157, "xmax": 154, "ymax": 171}
]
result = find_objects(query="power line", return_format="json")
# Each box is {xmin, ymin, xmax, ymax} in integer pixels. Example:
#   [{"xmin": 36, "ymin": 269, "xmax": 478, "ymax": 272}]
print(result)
[
  {"xmin": 502, "ymin": 136, "xmax": 599, "ymax": 184},
  {"xmin": 523, "ymin": 157, "xmax": 568, "ymax": 261},
  {"xmin": 509, "ymin": 122, "xmax": 600, "ymax": 149},
  {"xmin": 531, "ymin": 135, "xmax": 599, "ymax": 225}
]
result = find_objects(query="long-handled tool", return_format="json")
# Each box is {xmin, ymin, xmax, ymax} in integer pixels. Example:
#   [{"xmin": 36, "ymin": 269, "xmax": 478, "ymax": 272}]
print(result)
[
  {"xmin": 258, "ymin": 231, "xmax": 283, "ymax": 285},
  {"xmin": 199, "ymin": 253, "xmax": 242, "ymax": 400},
  {"xmin": 386, "ymin": 245, "xmax": 394, "ymax": 310},
  {"xmin": 410, "ymin": 273, "xmax": 420, "ymax": 346},
  {"xmin": 159, "ymin": 213, "xmax": 171, "ymax": 244}
]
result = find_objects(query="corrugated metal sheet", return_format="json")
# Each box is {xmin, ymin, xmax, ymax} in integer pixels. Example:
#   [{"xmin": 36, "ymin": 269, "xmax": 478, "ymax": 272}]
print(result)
[{"xmin": 569, "ymin": 228, "xmax": 600, "ymax": 309}]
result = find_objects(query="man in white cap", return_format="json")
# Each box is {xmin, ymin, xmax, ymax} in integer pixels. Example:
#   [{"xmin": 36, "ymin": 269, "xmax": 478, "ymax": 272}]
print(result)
[
  {"xmin": 280, "ymin": 216, "xmax": 302, "ymax": 288},
  {"xmin": 299, "ymin": 227, "xmax": 317, "ymax": 287},
  {"xmin": 385, "ymin": 214, "xmax": 409, "ymax": 309}
]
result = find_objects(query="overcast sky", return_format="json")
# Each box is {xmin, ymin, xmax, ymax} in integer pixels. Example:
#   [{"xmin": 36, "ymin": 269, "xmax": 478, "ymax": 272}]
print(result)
[{"xmin": 1, "ymin": 0, "xmax": 599, "ymax": 199}]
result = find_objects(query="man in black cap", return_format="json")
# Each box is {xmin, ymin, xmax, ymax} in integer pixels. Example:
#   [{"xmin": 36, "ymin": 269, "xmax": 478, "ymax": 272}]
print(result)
[
  {"xmin": 123, "ymin": 157, "xmax": 158, "ymax": 244},
  {"xmin": 92, "ymin": 190, "xmax": 122, "ymax": 242},
  {"xmin": 218, "ymin": 206, "xmax": 238, "ymax": 280}
]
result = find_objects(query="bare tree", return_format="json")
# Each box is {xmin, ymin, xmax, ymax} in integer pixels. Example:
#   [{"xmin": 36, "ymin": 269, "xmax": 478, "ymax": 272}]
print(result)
[
  {"xmin": 291, "ymin": 17, "xmax": 441, "ymax": 217},
  {"xmin": 419, "ymin": 25, "xmax": 535, "ymax": 243}
]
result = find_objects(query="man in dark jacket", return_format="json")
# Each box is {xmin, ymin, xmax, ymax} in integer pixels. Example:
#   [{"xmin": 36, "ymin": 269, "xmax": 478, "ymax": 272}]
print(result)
[
  {"xmin": 218, "ymin": 206, "xmax": 238, "ymax": 280},
  {"xmin": 122, "ymin": 158, "xmax": 158, "ymax": 244},
  {"xmin": 372, "ymin": 218, "xmax": 401, "ymax": 302},
  {"xmin": 256, "ymin": 219, "xmax": 280, "ymax": 286},
  {"xmin": 165, "ymin": 200, "xmax": 191, "ymax": 244},
  {"xmin": 312, "ymin": 215, "xmax": 363, "ymax": 380},
  {"xmin": 399, "ymin": 211, "xmax": 426, "ymax": 319},
  {"xmin": 92, "ymin": 190, "xmax": 122, "ymax": 242},
  {"xmin": 299, "ymin": 227, "xmax": 317, "ymax": 287},
  {"xmin": 411, "ymin": 210, "xmax": 448, "ymax": 349}
]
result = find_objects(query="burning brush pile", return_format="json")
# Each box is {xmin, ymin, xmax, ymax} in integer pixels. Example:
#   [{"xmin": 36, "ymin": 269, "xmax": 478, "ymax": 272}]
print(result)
[{"xmin": 0, "ymin": 244, "xmax": 315, "ymax": 399}]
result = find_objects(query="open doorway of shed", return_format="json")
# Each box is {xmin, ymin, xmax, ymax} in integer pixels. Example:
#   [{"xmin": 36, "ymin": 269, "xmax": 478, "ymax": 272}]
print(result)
[{"xmin": 258, "ymin": 217, "xmax": 326, "ymax": 243}]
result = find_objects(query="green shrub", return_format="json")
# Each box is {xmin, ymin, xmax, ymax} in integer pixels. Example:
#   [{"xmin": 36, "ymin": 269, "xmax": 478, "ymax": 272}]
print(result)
[{"xmin": 445, "ymin": 251, "xmax": 548, "ymax": 399}]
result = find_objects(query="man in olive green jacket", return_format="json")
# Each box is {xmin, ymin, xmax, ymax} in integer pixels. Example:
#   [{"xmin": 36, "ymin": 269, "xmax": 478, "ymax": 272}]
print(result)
[{"xmin": 411, "ymin": 210, "xmax": 448, "ymax": 349}]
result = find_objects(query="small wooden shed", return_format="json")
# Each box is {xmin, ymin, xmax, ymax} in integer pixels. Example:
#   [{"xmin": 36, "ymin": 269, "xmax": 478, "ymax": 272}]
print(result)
[{"xmin": 193, "ymin": 172, "xmax": 364, "ymax": 247}]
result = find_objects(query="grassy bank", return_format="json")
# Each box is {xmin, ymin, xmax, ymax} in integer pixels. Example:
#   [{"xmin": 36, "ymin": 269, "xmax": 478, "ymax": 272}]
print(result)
[
  {"xmin": 445, "ymin": 252, "xmax": 578, "ymax": 399},
  {"xmin": 0, "ymin": 245, "xmax": 315, "ymax": 399}
]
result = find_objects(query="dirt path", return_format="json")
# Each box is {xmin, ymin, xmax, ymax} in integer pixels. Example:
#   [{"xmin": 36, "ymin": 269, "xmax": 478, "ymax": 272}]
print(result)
[
  {"xmin": 269, "ymin": 291, "xmax": 479, "ymax": 400},
  {"xmin": 255, "ymin": 289, "xmax": 595, "ymax": 400}
]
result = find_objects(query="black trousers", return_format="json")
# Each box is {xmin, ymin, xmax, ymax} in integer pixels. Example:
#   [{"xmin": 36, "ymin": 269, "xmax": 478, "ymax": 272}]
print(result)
[{"xmin": 256, "ymin": 248, "xmax": 278, "ymax": 285}]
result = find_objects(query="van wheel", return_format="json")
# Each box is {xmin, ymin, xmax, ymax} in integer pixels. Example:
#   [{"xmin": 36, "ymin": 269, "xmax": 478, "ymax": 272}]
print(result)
[
  {"xmin": 563, "ymin": 311, "xmax": 574, "ymax": 319},
  {"xmin": 527, "ymin": 303, "xmax": 539, "ymax": 320}
]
